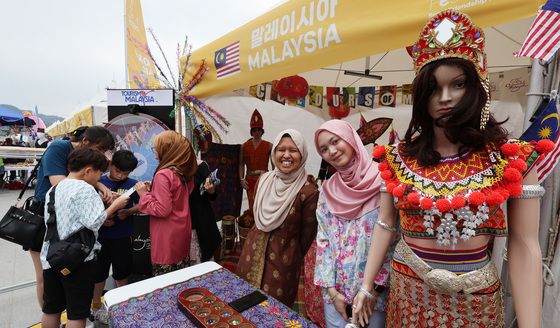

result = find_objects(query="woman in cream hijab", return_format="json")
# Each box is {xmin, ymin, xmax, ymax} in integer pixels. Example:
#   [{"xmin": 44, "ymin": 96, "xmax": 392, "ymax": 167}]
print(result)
[{"xmin": 237, "ymin": 129, "xmax": 319, "ymax": 307}]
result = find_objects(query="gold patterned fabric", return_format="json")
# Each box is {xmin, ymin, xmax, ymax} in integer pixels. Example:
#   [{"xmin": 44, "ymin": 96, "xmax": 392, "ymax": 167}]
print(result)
[
  {"xmin": 237, "ymin": 183, "xmax": 319, "ymax": 307},
  {"xmin": 387, "ymin": 260, "xmax": 504, "ymax": 328}
]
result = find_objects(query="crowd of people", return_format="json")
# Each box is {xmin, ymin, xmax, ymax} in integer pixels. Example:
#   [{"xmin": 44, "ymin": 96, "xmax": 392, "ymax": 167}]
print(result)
[{"xmin": 21, "ymin": 9, "xmax": 548, "ymax": 328}]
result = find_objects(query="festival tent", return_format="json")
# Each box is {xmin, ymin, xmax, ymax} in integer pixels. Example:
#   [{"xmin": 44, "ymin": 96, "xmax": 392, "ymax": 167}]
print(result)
[
  {"xmin": 176, "ymin": 1, "xmax": 558, "ymax": 326},
  {"xmin": 46, "ymin": 105, "xmax": 108, "ymax": 136}
]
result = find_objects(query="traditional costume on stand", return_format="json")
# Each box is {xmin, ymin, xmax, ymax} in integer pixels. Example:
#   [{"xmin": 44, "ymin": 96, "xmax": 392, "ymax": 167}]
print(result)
[
  {"xmin": 241, "ymin": 109, "xmax": 272, "ymax": 210},
  {"xmin": 370, "ymin": 10, "xmax": 551, "ymax": 327},
  {"xmin": 237, "ymin": 129, "xmax": 319, "ymax": 307}
]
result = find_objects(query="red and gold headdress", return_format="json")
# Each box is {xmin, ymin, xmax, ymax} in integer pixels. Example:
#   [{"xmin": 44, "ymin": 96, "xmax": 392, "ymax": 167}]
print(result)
[{"xmin": 410, "ymin": 10, "xmax": 490, "ymax": 130}]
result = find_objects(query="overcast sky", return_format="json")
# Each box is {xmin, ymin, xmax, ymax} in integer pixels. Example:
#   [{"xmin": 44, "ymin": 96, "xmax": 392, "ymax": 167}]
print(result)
[{"xmin": 0, "ymin": 0, "xmax": 281, "ymax": 118}]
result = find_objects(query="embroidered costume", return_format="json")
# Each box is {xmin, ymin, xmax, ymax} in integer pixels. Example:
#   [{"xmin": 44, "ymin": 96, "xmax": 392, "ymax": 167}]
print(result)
[
  {"xmin": 373, "ymin": 139, "xmax": 543, "ymax": 327},
  {"xmin": 366, "ymin": 9, "xmax": 554, "ymax": 327}
]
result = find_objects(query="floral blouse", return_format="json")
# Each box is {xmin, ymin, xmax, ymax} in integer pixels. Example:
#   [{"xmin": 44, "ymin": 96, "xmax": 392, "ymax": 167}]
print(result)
[{"xmin": 314, "ymin": 191, "xmax": 393, "ymax": 311}]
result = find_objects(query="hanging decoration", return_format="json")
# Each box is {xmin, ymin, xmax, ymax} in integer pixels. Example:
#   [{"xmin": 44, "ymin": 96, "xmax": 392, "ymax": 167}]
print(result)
[{"xmin": 145, "ymin": 29, "xmax": 230, "ymax": 144}]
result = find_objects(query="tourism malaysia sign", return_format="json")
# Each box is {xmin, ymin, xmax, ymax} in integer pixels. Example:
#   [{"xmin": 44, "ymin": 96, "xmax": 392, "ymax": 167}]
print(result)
[
  {"xmin": 107, "ymin": 89, "xmax": 174, "ymax": 107},
  {"xmin": 184, "ymin": 0, "xmax": 543, "ymax": 98}
]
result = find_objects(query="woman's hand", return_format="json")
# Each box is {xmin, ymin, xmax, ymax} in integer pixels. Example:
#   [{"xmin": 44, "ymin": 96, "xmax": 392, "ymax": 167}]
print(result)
[
  {"xmin": 204, "ymin": 178, "xmax": 216, "ymax": 194},
  {"xmin": 135, "ymin": 181, "xmax": 150, "ymax": 196},
  {"xmin": 352, "ymin": 289, "xmax": 377, "ymax": 327},
  {"xmin": 240, "ymin": 178, "xmax": 249, "ymax": 190},
  {"xmin": 328, "ymin": 289, "xmax": 349, "ymax": 321}
]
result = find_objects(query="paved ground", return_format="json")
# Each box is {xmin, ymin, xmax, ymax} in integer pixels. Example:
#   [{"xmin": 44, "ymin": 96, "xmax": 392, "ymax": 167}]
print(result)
[{"xmin": 0, "ymin": 188, "xmax": 42, "ymax": 328}]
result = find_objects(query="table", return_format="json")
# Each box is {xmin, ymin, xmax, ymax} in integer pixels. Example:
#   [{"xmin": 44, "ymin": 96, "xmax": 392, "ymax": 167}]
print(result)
[{"xmin": 105, "ymin": 262, "xmax": 317, "ymax": 328}]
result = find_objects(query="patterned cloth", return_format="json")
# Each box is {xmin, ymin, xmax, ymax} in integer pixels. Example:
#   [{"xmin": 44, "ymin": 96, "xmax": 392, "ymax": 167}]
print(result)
[
  {"xmin": 237, "ymin": 183, "xmax": 319, "ymax": 307},
  {"xmin": 380, "ymin": 140, "xmax": 537, "ymax": 244},
  {"xmin": 108, "ymin": 268, "xmax": 317, "ymax": 328},
  {"xmin": 202, "ymin": 142, "xmax": 243, "ymax": 219},
  {"xmin": 152, "ymin": 257, "xmax": 190, "ymax": 276},
  {"xmin": 303, "ymin": 241, "xmax": 325, "ymax": 328},
  {"xmin": 374, "ymin": 140, "xmax": 538, "ymax": 327},
  {"xmin": 386, "ymin": 260, "xmax": 503, "ymax": 328},
  {"xmin": 314, "ymin": 192, "xmax": 392, "ymax": 311},
  {"xmin": 40, "ymin": 178, "xmax": 107, "ymax": 269}
]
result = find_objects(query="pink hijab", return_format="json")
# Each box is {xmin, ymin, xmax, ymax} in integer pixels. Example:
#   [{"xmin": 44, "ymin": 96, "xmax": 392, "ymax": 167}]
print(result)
[{"xmin": 314, "ymin": 120, "xmax": 381, "ymax": 220}]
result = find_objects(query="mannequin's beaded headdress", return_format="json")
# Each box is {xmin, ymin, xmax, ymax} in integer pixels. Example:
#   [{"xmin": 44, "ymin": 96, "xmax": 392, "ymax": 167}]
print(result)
[{"xmin": 410, "ymin": 10, "xmax": 490, "ymax": 130}]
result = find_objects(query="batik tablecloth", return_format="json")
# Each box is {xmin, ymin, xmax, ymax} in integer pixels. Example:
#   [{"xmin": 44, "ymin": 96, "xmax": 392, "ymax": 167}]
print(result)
[{"xmin": 108, "ymin": 268, "xmax": 317, "ymax": 328}]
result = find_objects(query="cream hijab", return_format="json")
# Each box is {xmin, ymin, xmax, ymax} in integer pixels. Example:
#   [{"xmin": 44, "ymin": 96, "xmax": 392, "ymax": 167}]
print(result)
[{"xmin": 253, "ymin": 129, "xmax": 308, "ymax": 232}]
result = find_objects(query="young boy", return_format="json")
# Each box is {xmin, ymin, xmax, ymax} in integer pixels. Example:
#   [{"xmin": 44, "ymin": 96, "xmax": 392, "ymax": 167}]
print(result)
[
  {"xmin": 40, "ymin": 148, "xmax": 128, "ymax": 328},
  {"xmin": 91, "ymin": 150, "xmax": 140, "ymax": 324}
]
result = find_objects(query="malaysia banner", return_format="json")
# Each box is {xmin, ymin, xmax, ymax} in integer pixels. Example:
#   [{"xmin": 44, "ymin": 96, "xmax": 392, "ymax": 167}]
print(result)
[
  {"xmin": 515, "ymin": 0, "xmax": 560, "ymax": 62},
  {"xmin": 520, "ymin": 97, "xmax": 560, "ymax": 182},
  {"xmin": 214, "ymin": 41, "xmax": 241, "ymax": 80}
]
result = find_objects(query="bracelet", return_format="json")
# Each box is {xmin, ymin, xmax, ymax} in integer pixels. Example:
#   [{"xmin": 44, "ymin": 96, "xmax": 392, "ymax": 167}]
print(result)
[
  {"xmin": 376, "ymin": 220, "xmax": 397, "ymax": 233},
  {"xmin": 509, "ymin": 184, "xmax": 545, "ymax": 199},
  {"xmin": 330, "ymin": 290, "xmax": 340, "ymax": 301},
  {"xmin": 359, "ymin": 287, "xmax": 375, "ymax": 300}
]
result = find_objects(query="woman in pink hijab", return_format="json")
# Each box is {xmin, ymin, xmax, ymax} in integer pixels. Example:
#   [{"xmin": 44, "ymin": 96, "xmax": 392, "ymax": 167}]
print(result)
[{"xmin": 313, "ymin": 120, "xmax": 393, "ymax": 328}]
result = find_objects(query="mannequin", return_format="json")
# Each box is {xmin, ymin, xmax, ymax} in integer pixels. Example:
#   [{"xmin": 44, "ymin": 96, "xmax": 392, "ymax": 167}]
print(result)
[{"xmin": 352, "ymin": 10, "xmax": 546, "ymax": 327}]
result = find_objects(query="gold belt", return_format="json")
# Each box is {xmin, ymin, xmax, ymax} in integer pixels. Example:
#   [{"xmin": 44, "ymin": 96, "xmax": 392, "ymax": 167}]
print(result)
[
  {"xmin": 246, "ymin": 170, "xmax": 266, "ymax": 176},
  {"xmin": 396, "ymin": 239, "xmax": 499, "ymax": 295}
]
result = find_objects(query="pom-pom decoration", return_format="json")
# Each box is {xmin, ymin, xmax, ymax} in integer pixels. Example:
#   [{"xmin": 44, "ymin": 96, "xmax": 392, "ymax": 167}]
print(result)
[
  {"xmin": 486, "ymin": 191, "xmax": 504, "ymax": 206},
  {"xmin": 435, "ymin": 199, "xmax": 452, "ymax": 212},
  {"xmin": 468, "ymin": 191, "xmax": 486, "ymax": 206},
  {"xmin": 506, "ymin": 183, "xmax": 522, "ymax": 197},
  {"xmin": 420, "ymin": 198, "xmax": 434, "ymax": 210},
  {"xmin": 451, "ymin": 196, "xmax": 466, "ymax": 209},
  {"xmin": 535, "ymin": 139, "xmax": 555, "ymax": 153},
  {"xmin": 392, "ymin": 185, "xmax": 405, "ymax": 198},
  {"xmin": 501, "ymin": 143, "xmax": 521, "ymax": 156},
  {"xmin": 378, "ymin": 161, "xmax": 389, "ymax": 171},
  {"xmin": 386, "ymin": 182, "xmax": 396, "ymax": 194},
  {"xmin": 508, "ymin": 159, "xmax": 527, "ymax": 173},
  {"xmin": 503, "ymin": 167, "xmax": 523, "ymax": 183},
  {"xmin": 380, "ymin": 170, "xmax": 393, "ymax": 180},
  {"xmin": 372, "ymin": 145, "xmax": 386, "ymax": 160},
  {"xmin": 406, "ymin": 192, "xmax": 421, "ymax": 205}
]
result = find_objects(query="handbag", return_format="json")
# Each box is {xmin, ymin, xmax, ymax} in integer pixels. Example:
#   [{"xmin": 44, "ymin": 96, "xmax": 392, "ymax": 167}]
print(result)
[
  {"xmin": 0, "ymin": 158, "xmax": 45, "ymax": 250},
  {"xmin": 45, "ymin": 186, "xmax": 96, "ymax": 276}
]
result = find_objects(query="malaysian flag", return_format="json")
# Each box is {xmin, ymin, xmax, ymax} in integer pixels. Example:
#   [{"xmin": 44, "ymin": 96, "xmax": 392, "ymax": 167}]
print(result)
[
  {"xmin": 214, "ymin": 41, "xmax": 240, "ymax": 80},
  {"xmin": 520, "ymin": 97, "xmax": 560, "ymax": 182},
  {"xmin": 515, "ymin": 0, "xmax": 560, "ymax": 62}
]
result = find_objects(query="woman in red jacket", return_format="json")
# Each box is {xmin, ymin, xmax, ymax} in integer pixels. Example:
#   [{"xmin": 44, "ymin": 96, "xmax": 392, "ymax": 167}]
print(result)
[{"xmin": 136, "ymin": 131, "xmax": 197, "ymax": 276}]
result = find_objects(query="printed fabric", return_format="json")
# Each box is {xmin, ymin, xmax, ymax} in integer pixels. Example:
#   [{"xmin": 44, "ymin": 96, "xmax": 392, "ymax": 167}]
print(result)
[{"xmin": 314, "ymin": 192, "xmax": 392, "ymax": 311}]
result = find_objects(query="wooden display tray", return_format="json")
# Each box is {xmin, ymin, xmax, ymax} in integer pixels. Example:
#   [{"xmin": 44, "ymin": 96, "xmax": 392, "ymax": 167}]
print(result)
[{"xmin": 178, "ymin": 287, "xmax": 256, "ymax": 328}]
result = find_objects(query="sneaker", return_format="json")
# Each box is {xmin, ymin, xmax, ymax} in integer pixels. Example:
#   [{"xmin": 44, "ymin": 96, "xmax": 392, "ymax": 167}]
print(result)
[{"xmin": 94, "ymin": 305, "xmax": 110, "ymax": 325}]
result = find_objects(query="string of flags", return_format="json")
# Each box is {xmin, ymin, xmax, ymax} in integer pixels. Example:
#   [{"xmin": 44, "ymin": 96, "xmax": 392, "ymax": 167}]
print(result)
[{"xmin": 249, "ymin": 81, "xmax": 413, "ymax": 110}]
